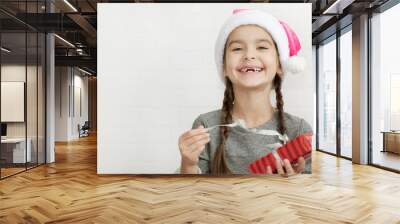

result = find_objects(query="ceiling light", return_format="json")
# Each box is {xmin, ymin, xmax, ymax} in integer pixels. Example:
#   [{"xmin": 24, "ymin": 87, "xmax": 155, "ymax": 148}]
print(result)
[
  {"xmin": 78, "ymin": 67, "xmax": 93, "ymax": 76},
  {"xmin": 63, "ymin": 0, "xmax": 78, "ymax": 12},
  {"xmin": 1, "ymin": 47, "xmax": 11, "ymax": 53},
  {"xmin": 322, "ymin": 0, "xmax": 354, "ymax": 15},
  {"xmin": 54, "ymin": 34, "xmax": 75, "ymax": 48}
]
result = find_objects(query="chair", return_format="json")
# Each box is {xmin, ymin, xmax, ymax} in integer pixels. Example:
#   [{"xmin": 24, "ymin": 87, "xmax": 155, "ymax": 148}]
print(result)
[{"xmin": 79, "ymin": 121, "xmax": 90, "ymax": 138}]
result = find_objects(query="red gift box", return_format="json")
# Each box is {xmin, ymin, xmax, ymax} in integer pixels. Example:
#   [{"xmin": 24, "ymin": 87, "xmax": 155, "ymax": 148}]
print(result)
[{"xmin": 249, "ymin": 133, "xmax": 312, "ymax": 174}]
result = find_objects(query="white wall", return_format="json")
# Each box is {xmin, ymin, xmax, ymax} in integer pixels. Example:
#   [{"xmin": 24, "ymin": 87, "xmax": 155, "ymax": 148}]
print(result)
[
  {"xmin": 55, "ymin": 67, "xmax": 89, "ymax": 141},
  {"xmin": 98, "ymin": 3, "xmax": 313, "ymax": 174},
  {"xmin": 55, "ymin": 67, "xmax": 68, "ymax": 141},
  {"xmin": 72, "ymin": 72, "xmax": 89, "ymax": 138}
]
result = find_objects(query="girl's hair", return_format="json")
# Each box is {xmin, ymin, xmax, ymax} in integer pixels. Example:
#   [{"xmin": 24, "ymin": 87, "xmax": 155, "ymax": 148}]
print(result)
[{"xmin": 211, "ymin": 72, "xmax": 286, "ymax": 175}]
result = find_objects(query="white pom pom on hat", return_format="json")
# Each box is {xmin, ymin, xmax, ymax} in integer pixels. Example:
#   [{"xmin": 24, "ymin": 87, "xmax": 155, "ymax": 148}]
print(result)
[
  {"xmin": 282, "ymin": 55, "xmax": 306, "ymax": 74},
  {"xmin": 214, "ymin": 9, "xmax": 306, "ymax": 84}
]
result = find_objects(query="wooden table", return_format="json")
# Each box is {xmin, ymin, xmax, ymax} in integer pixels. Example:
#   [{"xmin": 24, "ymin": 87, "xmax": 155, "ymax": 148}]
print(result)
[
  {"xmin": 0, "ymin": 138, "xmax": 32, "ymax": 164},
  {"xmin": 381, "ymin": 131, "xmax": 400, "ymax": 154}
]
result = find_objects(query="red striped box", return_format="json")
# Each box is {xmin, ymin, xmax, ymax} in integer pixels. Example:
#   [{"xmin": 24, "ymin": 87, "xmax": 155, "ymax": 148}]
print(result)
[{"xmin": 249, "ymin": 133, "xmax": 312, "ymax": 174}]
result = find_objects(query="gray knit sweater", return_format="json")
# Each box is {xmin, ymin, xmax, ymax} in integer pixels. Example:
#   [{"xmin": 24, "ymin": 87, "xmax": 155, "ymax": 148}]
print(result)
[{"xmin": 192, "ymin": 109, "xmax": 313, "ymax": 174}]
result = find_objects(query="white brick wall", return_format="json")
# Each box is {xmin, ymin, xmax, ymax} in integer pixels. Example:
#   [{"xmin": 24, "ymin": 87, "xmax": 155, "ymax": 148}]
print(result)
[{"xmin": 98, "ymin": 3, "xmax": 313, "ymax": 174}]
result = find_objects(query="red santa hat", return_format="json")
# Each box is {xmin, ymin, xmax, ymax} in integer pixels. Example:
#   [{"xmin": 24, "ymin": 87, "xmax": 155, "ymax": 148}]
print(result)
[{"xmin": 215, "ymin": 9, "xmax": 306, "ymax": 84}]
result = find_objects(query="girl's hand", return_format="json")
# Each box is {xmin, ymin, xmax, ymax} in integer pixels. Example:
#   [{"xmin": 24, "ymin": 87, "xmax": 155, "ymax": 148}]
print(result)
[
  {"xmin": 178, "ymin": 125, "xmax": 210, "ymax": 173},
  {"xmin": 265, "ymin": 157, "xmax": 305, "ymax": 177}
]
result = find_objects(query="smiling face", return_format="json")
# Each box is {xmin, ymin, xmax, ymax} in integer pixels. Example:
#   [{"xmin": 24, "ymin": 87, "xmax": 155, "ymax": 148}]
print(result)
[{"xmin": 223, "ymin": 25, "xmax": 283, "ymax": 90}]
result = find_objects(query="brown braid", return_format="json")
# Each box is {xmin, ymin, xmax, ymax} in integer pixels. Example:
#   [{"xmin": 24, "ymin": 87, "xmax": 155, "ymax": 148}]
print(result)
[
  {"xmin": 212, "ymin": 75, "xmax": 286, "ymax": 174},
  {"xmin": 211, "ymin": 77, "xmax": 234, "ymax": 175},
  {"xmin": 273, "ymin": 75, "xmax": 286, "ymax": 135}
]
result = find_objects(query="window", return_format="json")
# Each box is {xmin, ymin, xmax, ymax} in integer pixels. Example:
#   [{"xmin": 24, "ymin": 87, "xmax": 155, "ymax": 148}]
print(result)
[
  {"xmin": 318, "ymin": 36, "xmax": 337, "ymax": 155},
  {"xmin": 0, "ymin": 1, "xmax": 47, "ymax": 179},
  {"xmin": 340, "ymin": 28, "xmax": 352, "ymax": 158},
  {"xmin": 371, "ymin": 3, "xmax": 400, "ymax": 171}
]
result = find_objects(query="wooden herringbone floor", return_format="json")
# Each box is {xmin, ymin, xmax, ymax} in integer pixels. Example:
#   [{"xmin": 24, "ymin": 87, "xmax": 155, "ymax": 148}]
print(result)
[{"xmin": 0, "ymin": 134, "xmax": 400, "ymax": 224}]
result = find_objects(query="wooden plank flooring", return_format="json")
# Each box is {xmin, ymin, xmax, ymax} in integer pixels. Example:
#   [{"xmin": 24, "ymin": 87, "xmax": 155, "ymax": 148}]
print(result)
[
  {"xmin": 0, "ymin": 167, "xmax": 26, "ymax": 178},
  {"xmin": 373, "ymin": 151, "xmax": 400, "ymax": 170},
  {"xmin": 0, "ymin": 134, "xmax": 400, "ymax": 223}
]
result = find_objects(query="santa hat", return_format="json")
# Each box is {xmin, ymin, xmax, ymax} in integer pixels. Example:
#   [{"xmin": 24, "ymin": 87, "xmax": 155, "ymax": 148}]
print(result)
[{"xmin": 215, "ymin": 9, "xmax": 306, "ymax": 84}]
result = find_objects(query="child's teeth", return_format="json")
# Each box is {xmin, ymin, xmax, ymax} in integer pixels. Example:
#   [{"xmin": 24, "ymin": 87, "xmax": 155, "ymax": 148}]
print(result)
[{"xmin": 242, "ymin": 68, "xmax": 262, "ymax": 72}]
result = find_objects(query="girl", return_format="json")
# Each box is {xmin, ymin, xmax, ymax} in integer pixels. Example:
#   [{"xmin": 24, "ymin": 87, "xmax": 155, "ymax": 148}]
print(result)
[{"xmin": 178, "ymin": 9, "xmax": 312, "ymax": 176}]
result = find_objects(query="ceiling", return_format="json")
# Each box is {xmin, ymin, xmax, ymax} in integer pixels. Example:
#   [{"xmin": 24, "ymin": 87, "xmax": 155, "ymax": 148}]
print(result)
[{"xmin": 0, "ymin": 0, "xmax": 394, "ymax": 75}]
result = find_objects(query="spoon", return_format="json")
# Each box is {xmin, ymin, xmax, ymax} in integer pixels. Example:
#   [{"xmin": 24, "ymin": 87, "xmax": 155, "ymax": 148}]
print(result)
[{"xmin": 205, "ymin": 119, "xmax": 246, "ymax": 132}]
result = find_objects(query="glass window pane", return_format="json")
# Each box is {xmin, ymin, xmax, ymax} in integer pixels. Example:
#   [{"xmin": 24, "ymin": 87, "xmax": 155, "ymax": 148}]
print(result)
[
  {"xmin": 371, "ymin": 3, "xmax": 400, "ymax": 171},
  {"xmin": 340, "ymin": 29, "xmax": 352, "ymax": 158},
  {"xmin": 38, "ymin": 32, "xmax": 45, "ymax": 165},
  {"xmin": 1, "ymin": 31, "xmax": 27, "ymax": 178},
  {"xmin": 27, "ymin": 31, "xmax": 38, "ymax": 169},
  {"xmin": 1, "ymin": 1, "xmax": 46, "ymax": 179},
  {"xmin": 318, "ymin": 37, "xmax": 337, "ymax": 154}
]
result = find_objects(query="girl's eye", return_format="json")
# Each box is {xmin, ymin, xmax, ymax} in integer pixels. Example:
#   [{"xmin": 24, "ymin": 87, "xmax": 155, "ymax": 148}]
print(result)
[
  {"xmin": 232, "ymin": 48, "xmax": 242, "ymax": 51},
  {"xmin": 258, "ymin": 47, "xmax": 268, "ymax": 50}
]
